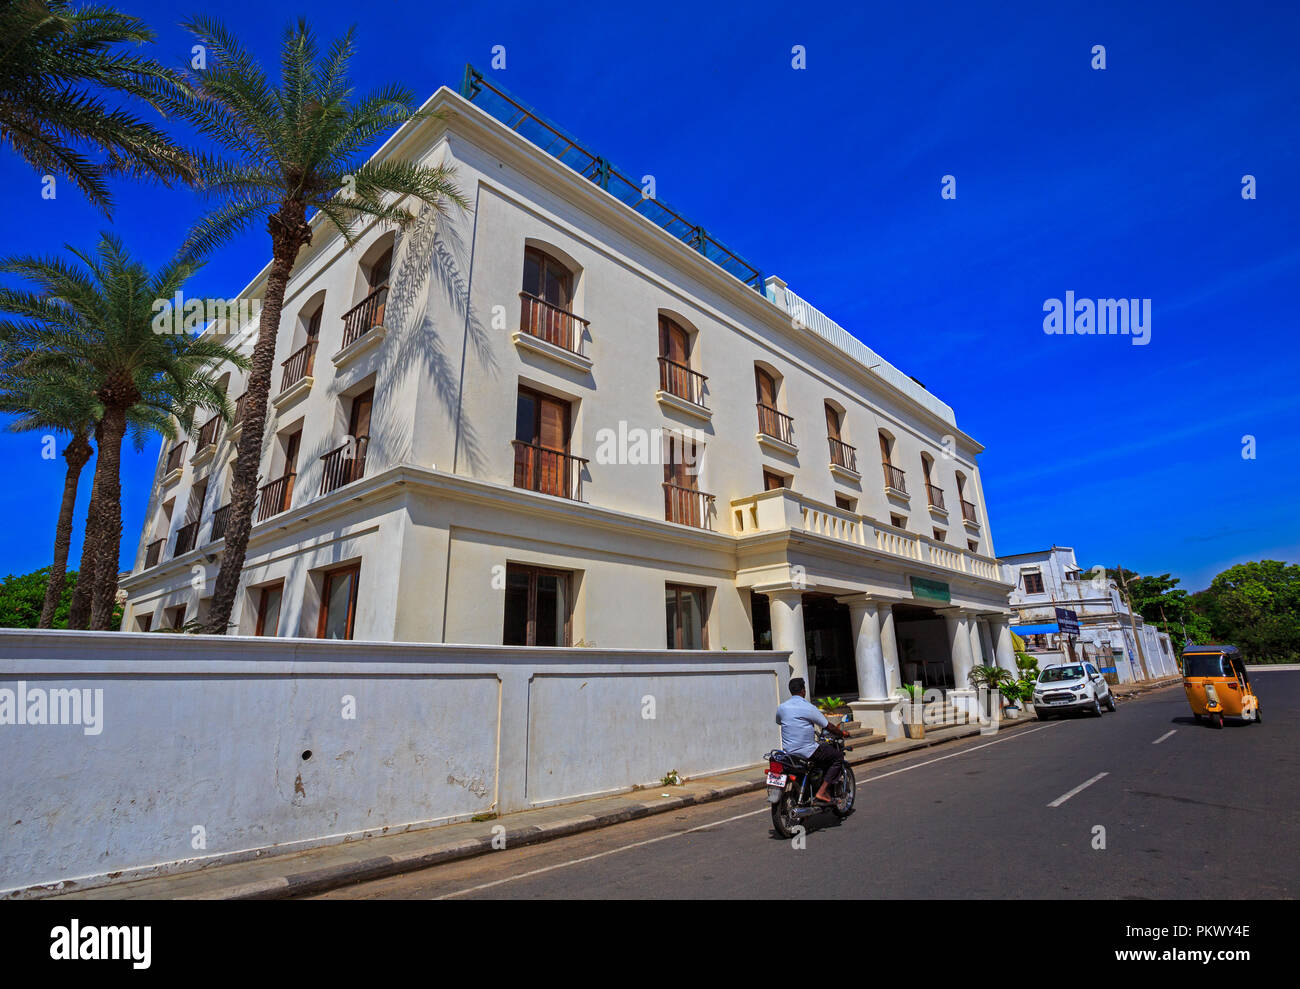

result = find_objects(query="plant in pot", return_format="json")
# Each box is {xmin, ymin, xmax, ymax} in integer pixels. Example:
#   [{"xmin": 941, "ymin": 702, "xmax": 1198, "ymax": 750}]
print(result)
[{"xmin": 896, "ymin": 683, "xmax": 924, "ymax": 738}]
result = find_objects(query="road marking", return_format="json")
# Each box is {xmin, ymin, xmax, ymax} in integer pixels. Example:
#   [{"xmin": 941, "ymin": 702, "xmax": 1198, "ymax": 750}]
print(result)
[
  {"xmin": 1048, "ymin": 772, "xmax": 1109, "ymax": 808},
  {"xmin": 434, "ymin": 722, "xmax": 1059, "ymax": 899},
  {"xmin": 1152, "ymin": 730, "xmax": 1176, "ymax": 745}
]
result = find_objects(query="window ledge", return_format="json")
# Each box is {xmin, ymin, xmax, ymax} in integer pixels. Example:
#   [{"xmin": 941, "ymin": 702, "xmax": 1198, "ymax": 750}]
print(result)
[
  {"xmin": 829, "ymin": 463, "xmax": 861, "ymax": 484},
  {"xmin": 160, "ymin": 467, "xmax": 183, "ymax": 487},
  {"xmin": 884, "ymin": 485, "xmax": 910, "ymax": 503},
  {"xmin": 190, "ymin": 444, "xmax": 216, "ymax": 469},
  {"xmin": 928, "ymin": 504, "xmax": 950, "ymax": 519},
  {"xmin": 963, "ymin": 516, "xmax": 982, "ymax": 530},
  {"xmin": 756, "ymin": 433, "xmax": 798, "ymax": 457},
  {"xmin": 272, "ymin": 375, "xmax": 313, "ymax": 411},
  {"xmin": 655, "ymin": 389, "xmax": 712, "ymax": 422},
  {"xmin": 511, "ymin": 330, "xmax": 593, "ymax": 373},
  {"xmin": 332, "ymin": 324, "xmax": 388, "ymax": 369}
]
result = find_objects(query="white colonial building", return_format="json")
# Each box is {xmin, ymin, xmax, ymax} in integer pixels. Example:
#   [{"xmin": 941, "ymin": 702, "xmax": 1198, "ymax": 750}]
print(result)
[
  {"xmin": 122, "ymin": 69, "xmax": 1017, "ymax": 733},
  {"xmin": 1000, "ymin": 545, "xmax": 1178, "ymax": 682}
]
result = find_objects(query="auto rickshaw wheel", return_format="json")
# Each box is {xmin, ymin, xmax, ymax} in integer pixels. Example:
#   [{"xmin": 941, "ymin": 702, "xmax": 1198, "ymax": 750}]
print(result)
[
  {"xmin": 1193, "ymin": 713, "xmax": 1202, "ymax": 723},
  {"xmin": 1255, "ymin": 706, "xmax": 1262, "ymax": 724},
  {"xmin": 1211, "ymin": 712, "xmax": 1224, "ymax": 729}
]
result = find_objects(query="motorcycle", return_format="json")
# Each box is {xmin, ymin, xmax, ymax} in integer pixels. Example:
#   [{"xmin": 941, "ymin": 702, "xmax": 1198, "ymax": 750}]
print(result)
[{"xmin": 764, "ymin": 728, "xmax": 855, "ymax": 838}]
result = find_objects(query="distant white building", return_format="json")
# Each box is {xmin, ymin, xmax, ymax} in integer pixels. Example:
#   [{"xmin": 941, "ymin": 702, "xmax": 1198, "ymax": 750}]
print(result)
[{"xmin": 1000, "ymin": 546, "xmax": 1177, "ymax": 682}]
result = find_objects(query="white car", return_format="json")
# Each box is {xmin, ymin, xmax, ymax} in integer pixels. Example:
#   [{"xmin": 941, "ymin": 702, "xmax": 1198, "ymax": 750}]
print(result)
[{"xmin": 1033, "ymin": 662, "xmax": 1116, "ymax": 719}]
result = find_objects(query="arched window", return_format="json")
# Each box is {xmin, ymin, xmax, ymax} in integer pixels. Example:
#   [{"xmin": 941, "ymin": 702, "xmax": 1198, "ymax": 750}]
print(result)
[
  {"xmin": 520, "ymin": 246, "xmax": 583, "ymax": 353},
  {"xmin": 921, "ymin": 453, "xmax": 945, "ymax": 510},
  {"xmin": 754, "ymin": 365, "xmax": 792, "ymax": 444},
  {"xmin": 880, "ymin": 430, "xmax": 905, "ymax": 493},
  {"xmin": 825, "ymin": 402, "xmax": 856, "ymax": 471},
  {"xmin": 658, "ymin": 314, "xmax": 705, "ymax": 406}
]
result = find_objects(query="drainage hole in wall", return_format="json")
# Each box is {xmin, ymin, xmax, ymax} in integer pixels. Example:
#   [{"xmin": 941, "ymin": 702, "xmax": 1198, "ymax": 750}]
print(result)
[{"xmin": 301, "ymin": 750, "xmax": 313, "ymax": 761}]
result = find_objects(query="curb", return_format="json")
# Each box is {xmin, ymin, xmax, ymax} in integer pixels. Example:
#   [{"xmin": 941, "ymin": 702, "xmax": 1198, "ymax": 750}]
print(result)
[{"xmin": 192, "ymin": 716, "xmax": 1046, "ymax": 900}]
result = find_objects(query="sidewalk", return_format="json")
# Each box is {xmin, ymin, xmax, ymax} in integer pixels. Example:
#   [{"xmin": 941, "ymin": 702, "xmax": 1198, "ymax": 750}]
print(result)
[
  {"xmin": 44, "ymin": 698, "xmax": 1146, "ymax": 901},
  {"xmin": 1111, "ymin": 674, "xmax": 1182, "ymax": 698}
]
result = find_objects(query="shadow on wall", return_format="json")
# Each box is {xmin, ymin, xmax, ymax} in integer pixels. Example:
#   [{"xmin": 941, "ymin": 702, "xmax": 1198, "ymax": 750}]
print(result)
[{"xmin": 376, "ymin": 200, "xmax": 495, "ymax": 475}]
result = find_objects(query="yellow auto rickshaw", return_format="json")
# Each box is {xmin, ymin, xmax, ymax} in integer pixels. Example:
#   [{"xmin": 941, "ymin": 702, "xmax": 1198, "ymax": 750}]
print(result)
[{"xmin": 1182, "ymin": 644, "xmax": 1261, "ymax": 729}]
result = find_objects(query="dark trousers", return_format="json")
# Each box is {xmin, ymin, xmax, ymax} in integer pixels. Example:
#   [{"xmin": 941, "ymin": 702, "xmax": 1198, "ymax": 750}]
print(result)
[{"xmin": 809, "ymin": 742, "xmax": 843, "ymax": 787}]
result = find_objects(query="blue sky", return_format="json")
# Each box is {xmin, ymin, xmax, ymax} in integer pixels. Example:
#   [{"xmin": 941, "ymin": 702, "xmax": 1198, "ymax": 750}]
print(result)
[{"xmin": 1, "ymin": 0, "xmax": 1296, "ymax": 592}]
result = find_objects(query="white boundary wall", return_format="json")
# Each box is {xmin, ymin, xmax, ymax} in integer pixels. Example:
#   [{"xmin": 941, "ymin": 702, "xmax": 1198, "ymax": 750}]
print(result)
[{"xmin": 0, "ymin": 630, "xmax": 787, "ymax": 897}]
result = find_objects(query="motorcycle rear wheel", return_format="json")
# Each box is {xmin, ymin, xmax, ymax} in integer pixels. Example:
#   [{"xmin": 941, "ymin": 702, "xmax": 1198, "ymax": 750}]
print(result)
[
  {"xmin": 771, "ymin": 790, "xmax": 798, "ymax": 838},
  {"xmin": 832, "ymin": 766, "xmax": 856, "ymax": 818}
]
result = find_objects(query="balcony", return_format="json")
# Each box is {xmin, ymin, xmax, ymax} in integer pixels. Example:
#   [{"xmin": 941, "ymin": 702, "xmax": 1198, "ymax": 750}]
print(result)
[
  {"xmin": 512, "ymin": 440, "xmax": 587, "ymax": 501},
  {"xmin": 144, "ymin": 539, "xmax": 164, "ymax": 568},
  {"xmin": 827, "ymin": 437, "xmax": 859, "ymax": 482},
  {"xmin": 211, "ymin": 503, "xmax": 230, "ymax": 541},
  {"xmin": 657, "ymin": 357, "xmax": 709, "ymax": 419},
  {"xmin": 730, "ymin": 487, "xmax": 1006, "ymax": 583},
  {"xmin": 926, "ymin": 483, "xmax": 947, "ymax": 513},
  {"xmin": 882, "ymin": 462, "xmax": 907, "ymax": 495},
  {"xmin": 192, "ymin": 415, "xmax": 221, "ymax": 466},
  {"xmin": 173, "ymin": 520, "xmax": 199, "ymax": 557},
  {"xmin": 320, "ymin": 436, "xmax": 369, "ymax": 495},
  {"xmin": 341, "ymin": 285, "xmax": 388, "ymax": 351},
  {"xmin": 257, "ymin": 472, "xmax": 296, "ymax": 522},
  {"xmin": 756, "ymin": 404, "xmax": 796, "ymax": 454},
  {"xmin": 663, "ymin": 482, "xmax": 715, "ymax": 529},
  {"xmin": 517, "ymin": 291, "xmax": 588, "ymax": 360},
  {"xmin": 961, "ymin": 499, "xmax": 979, "ymax": 526},
  {"xmin": 162, "ymin": 442, "xmax": 187, "ymax": 484},
  {"xmin": 275, "ymin": 340, "xmax": 317, "ymax": 410}
]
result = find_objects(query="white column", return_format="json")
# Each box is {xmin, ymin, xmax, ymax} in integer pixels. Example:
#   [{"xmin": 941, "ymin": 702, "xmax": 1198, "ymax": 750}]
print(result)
[
  {"xmin": 844, "ymin": 595, "xmax": 904, "ymax": 740},
  {"xmin": 968, "ymin": 616, "xmax": 987, "ymax": 670},
  {"xmin": 767, "ymin": 588, "xmax": 807, "ymax": 696},
  {"xmin": 880, "ymin": 603, "xmax": 901, "ymax": 695},
  {"xmin": 944, "ymin": 609, "xmax": 976, "ymax": 689},
  {"xmin": 992, "ymin": 617, "xmax": 1018, "ymax": 677}
]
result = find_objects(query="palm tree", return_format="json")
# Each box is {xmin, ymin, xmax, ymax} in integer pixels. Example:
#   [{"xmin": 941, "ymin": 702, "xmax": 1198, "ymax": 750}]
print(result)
[
  {"xmin": 166, "ymin": 18, "xmax": 469, "ymax": 634},
  {"xmin": 0, "ymin": 350, "xmax": 96, "ymax": 626},
  {"xmin": 0, "ymin": 234, "xmax": 248, "ymax": 629},
  {"xmin": 0, "ymin": 0, "xmax": 192, "ymax": 212}
]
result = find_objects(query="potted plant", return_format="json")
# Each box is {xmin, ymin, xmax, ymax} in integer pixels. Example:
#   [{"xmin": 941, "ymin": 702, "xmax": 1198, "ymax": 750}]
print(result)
[
  {"xmin": 967, "ymin": 664, "xmax": 1013, "ymax": 719},
  {"xmin": 896, "ymin": 683, "xmax": 924, "ymax": 738},
  {"xmin": 816, "ymin": 695, "xmax": 850, "ymax": 725}
]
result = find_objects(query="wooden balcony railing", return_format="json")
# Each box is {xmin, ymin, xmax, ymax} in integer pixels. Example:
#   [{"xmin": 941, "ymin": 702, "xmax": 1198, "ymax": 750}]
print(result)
[
  {"xmin": 173, "ymin": 520, "xmax": 199, "ymax": 556},
  {"xmin": 231, "ymin": 392, "xmax": 247, "ymax": 428},
  {"xmin": 882, "ymin": 462, "xmax": 907, "ymax": 493},
  {"xmin": 512, "ymin": 440, "xmax": 587, "ymax": 501},
  {"xmin": 164, "ymin": 443, "xmax": 187, "ymax": 474},
  {"xmin": 663, "ymin": 482, "xmax": 715, "ymax": 529},
  {"xmin": 195, "ymin": 414, "xmax": 221, "ymax": 452},
  {"xmin": 257, "ymin": 472, "xmax": 295, "ymax": 522},
  {"xmin": 756, "ymin": 404, "xmax": 795, "ymax": 445},
  {"xmin": 320, "ymin": 436, "xmax": 369, "ymax": 495},
  {"xmin": 519, "ymin": 292, "xmax": 588, "ymax": 356},
  {"xmin": 926, "ymin": 483, "xmax": 946, "ymax": 511},
  {"xmin": 828, "ymin": 437, "xmax": 858, "ymax": 472},
  {"xmin": 341, "ymin": 285, "xmax": 388, "ymax": 350},
  {"xmin": 658, "ymin": 357, "xmax": 708, "ymax": 408},
  {"xmin": 280, "ymin": 339, "xmax": 317, "ymax": 392},
  {"xmin": 144, "ymin": 539, "xmax": 164, "ymax": 568},
  {"xmin": 961, "ymin": 499, "xmax": 978, "ymax": 524},
  {"xmin": 210, "ymin": 503, "xmax": 230, "ymax": 541}
]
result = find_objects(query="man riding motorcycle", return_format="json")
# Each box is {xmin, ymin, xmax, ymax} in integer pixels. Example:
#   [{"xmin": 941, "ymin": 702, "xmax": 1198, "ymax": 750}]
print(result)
[{"xmin": 775, "ymin": 677, "xmax": 848, "ymax": 805}]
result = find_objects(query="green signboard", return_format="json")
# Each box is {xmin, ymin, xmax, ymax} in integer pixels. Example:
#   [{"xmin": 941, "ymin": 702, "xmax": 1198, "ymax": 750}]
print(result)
[{"xmin": 910, "ymin": 577, "xmax": 951, "ymax": 603}]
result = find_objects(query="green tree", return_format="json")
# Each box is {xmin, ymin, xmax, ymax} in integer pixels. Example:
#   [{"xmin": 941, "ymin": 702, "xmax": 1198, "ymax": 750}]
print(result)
[
  {"xmin": 0, "ymin": 566, "xmax": 119, "ymax": 629},
  {"xmin": 0, "ymin": 234, "xmax": 247, "ymax": 629},
  {"xmin": 165, "ymin": 18, "xmax": 468, "ymax": 634},
  {"xmin": 1192, "ymin": 561, "xmax": 1300, "ymax": 662},
  {"xmin": 0, "ymin": 347, "xmax": 97, "ymax": 626},
  {"xmin": 0, "ymin": 0, "xmax": 192, "ymax": 212}
]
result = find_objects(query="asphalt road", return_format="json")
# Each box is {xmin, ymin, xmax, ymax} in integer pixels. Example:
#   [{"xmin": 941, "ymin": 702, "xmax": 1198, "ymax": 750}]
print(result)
[{"xmin": 309, "ymin": 671, "xmax": 1299, "ymax": 899}]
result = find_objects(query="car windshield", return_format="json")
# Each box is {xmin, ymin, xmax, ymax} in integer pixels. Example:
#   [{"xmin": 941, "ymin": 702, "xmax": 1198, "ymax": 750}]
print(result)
[
  {"xmin": 1040, "ymin": 665, "xmax": 1085, "ymax": 683},
  {"xmin": 1183, "ymin": 653, "xmax": 1234, "ymax": 678}
]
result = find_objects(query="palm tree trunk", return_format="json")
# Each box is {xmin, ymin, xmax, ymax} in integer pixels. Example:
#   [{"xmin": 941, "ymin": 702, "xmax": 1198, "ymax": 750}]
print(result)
[
  {"xmin": 40, "ymin": 433, "xmax": 93, "ymax": 628},
  {"xmin": 204, "ymin": 207, "xmax": 309, "ymax": 635},
  {"xmin": 67, "ymin": 423, "xmax": 103, "ymax": 629},
  {"xmin": 90, "ymin": 404, "xmax": 128, "ymax": 630}
]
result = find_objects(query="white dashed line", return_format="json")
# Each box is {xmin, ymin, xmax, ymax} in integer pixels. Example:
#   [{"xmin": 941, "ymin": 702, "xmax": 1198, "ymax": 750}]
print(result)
[
  {"xmin": 1048, "ymin": 771, "xmax": 1108, "ymax": 807},
  {"xmin": 1152, "ymin": 730, "xmax": 1176, "ymax": 745}
]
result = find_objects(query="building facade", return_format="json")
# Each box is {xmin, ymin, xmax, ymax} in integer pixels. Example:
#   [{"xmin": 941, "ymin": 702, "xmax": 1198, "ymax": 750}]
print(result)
[
  {"xmin": 1000, "ymin": 546, "xmax": 1178, "ymax": 682},
  {"xmin": 122, "ymin": 75, "xmax": 1017, "ymax": 725}
]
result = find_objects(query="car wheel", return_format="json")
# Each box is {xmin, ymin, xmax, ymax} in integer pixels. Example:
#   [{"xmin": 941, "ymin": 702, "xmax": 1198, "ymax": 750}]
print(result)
[
  {"xmin": 1091, "ymin": 697, "xmax": 1103, "ymax": 717},
  {"xmin": 1037, "ymin": 710, "xmax": 1051, "ymax": 721},
  {"xmin": 1105, "ymin": 692, "xmax": 1117, "ymax": 712}
]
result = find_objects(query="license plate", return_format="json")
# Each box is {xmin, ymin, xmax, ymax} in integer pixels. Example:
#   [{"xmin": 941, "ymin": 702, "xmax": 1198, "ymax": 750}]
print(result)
[
  {"xmin": 1050, "ymin": 698, "xmax": 1072, "ymax": 705},
  {"xmin": 766, "ymin": 772, "xmax": 787, "ymax": 787}
]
